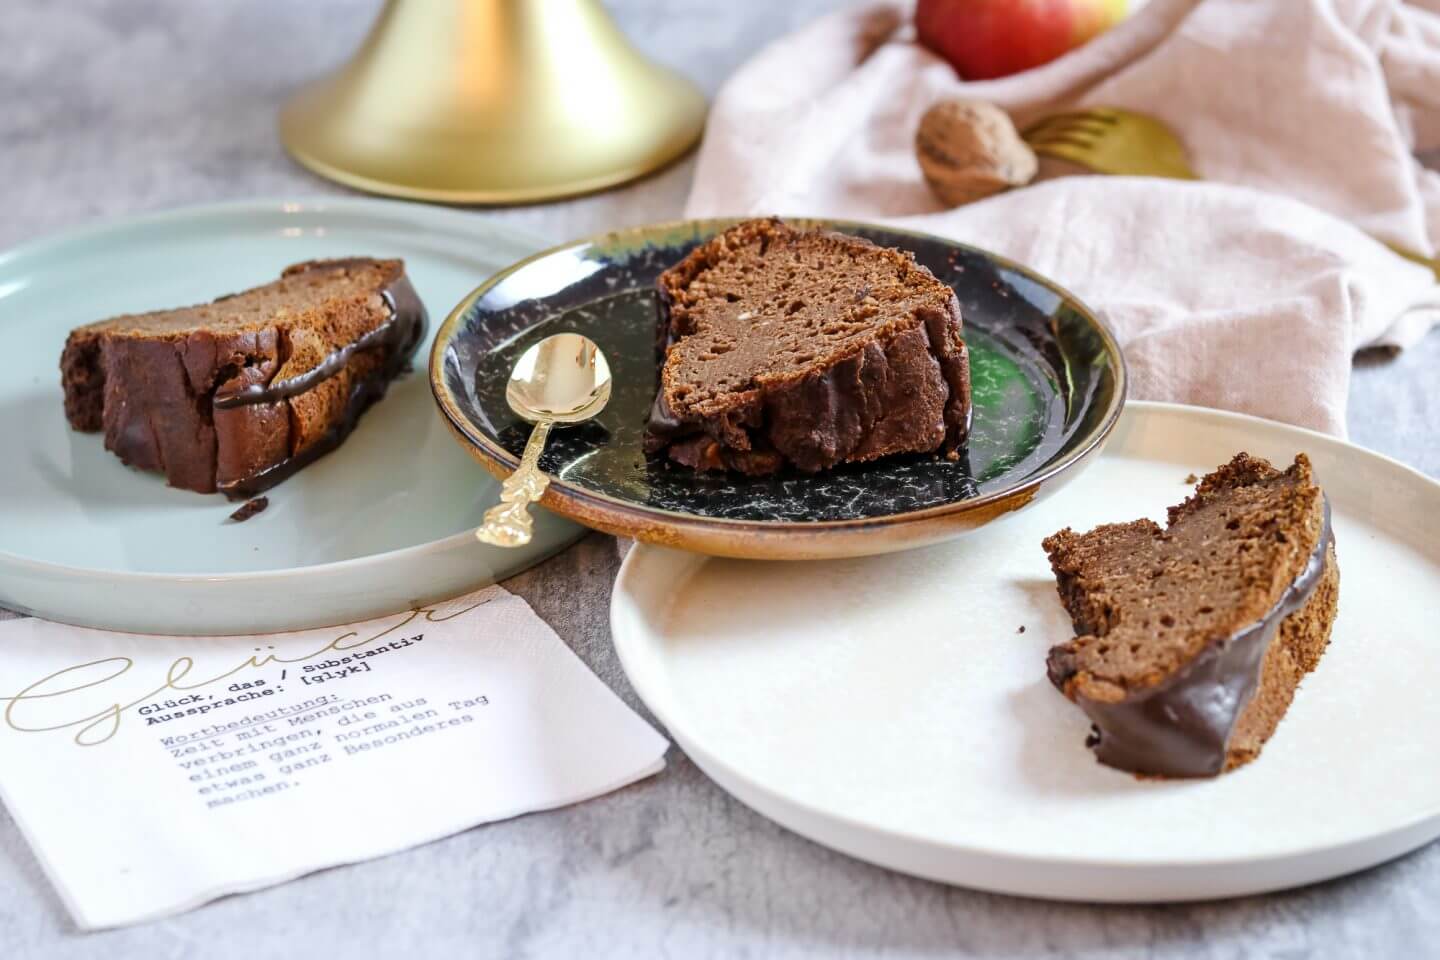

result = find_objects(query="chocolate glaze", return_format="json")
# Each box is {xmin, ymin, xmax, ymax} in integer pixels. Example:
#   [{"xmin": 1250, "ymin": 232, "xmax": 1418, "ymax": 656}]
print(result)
[
  {"xmin": 643, "ymin": 296, "xmax": 972, "ymax": 476},
  {"xmin": 1067, "ymin": 500, "xmax": 1334, "ymax": 778},
  {"xmin": 220, "ymin": 367, "xmax": 403, "ymax": 499},
  {"xmin": 643, "ymin": 391, "xmax": 783, "ymax": 475},
  {"xmin": 226, "ymin": 496, "xmax": 269, "ymax": 523},
  {"xmin": 216, "ymin": 274, "xmax": 427, "ymax": 499},
  {"xmin": 214, "ymin": 279, "xmax": 424, "ymax": 409},
  {"xmin": 645, "ymin": 390, "xmax": 684, "ymax": 445}
]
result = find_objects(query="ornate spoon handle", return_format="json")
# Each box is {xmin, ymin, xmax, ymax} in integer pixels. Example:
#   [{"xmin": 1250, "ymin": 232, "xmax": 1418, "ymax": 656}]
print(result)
[{"xmin": 475, "ymin": 419, "xmax": 553, "ymax": 547}]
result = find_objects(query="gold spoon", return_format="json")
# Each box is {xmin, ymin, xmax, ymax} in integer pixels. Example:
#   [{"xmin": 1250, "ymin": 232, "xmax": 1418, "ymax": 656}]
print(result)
[{"xmin": 475, "ymin": 333, "xmax": 612, "ymax": 547}]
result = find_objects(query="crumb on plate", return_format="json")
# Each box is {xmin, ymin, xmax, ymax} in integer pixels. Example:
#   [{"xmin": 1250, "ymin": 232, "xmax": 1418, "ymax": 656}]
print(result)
[{"xmin": 227, "ymin": 496, "xmax": 269, "ymax": 523}]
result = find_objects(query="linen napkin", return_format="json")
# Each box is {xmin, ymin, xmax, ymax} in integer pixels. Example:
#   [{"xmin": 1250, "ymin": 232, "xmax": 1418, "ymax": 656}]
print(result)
[
  {"xmin": 687, "ymin": 0, "xmax": 1440, "ymax": 435},
  {"xmin": 0, "ymin": 586, "xmax": 667, "ymax": 929}
]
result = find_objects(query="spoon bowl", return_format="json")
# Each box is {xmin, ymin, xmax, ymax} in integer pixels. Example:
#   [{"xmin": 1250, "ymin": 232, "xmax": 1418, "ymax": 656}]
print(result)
[{"xmin": 506, "ymin": 333, "xmax": 613, "ymax": 423}]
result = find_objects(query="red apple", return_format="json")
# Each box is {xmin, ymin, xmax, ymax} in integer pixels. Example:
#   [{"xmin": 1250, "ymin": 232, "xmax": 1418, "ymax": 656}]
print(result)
[{"xmin": 916, "ymin": 0, "xmax": 1129, "ymax": 81}]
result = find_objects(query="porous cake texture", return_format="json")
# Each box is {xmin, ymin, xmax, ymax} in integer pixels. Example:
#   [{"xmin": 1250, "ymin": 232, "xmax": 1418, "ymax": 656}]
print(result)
[
  {"xmin": 1043, "ymin": 453, "xmax": 1339, "ymax": 778},
  {"xmin": 644, "ymin": 218, "xmax": 971, "ymax": 475}
]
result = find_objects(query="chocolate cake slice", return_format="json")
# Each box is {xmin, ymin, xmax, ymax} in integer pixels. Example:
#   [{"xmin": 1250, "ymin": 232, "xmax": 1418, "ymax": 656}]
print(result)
[
  {"xmin": 644, "ymin": 218, "xmax": 971, "ymax": 475},
  {"xmin": 1043, "ymin": 453, "xmax": 1339, "ymax": 778},
  {"xmin": 60, "ymin": 258, "xmax": 425, "ymax": 498}
]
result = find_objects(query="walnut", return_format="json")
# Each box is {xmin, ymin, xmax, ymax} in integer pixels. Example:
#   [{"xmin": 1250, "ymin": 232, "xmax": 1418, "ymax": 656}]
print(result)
[{"xmin": 915, "ymin": 99, "xmax": 1038, "ymax": 207}]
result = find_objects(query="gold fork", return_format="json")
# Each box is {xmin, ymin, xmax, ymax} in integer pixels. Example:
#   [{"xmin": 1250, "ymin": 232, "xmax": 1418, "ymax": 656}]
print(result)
[
  {"xmin": 1024, "ymin": 107, "xmax": 1199, "ymax": 180},
  {"xmin": 1022, "ymin": 106, "xmax": 1440, "ymax": 279}
]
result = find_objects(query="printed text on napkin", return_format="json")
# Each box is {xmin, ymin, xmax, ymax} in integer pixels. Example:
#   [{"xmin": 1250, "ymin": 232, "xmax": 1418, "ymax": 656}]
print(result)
[{"xmin": 0, "ymin": 586, "xmax": 667, "ymax": 930}]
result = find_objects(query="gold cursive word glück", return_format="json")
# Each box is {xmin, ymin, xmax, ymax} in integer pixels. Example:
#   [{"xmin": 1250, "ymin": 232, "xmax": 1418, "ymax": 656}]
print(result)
[{"xmin": 0, "ymin": 599, "xmax": 490, "ymax": 747}]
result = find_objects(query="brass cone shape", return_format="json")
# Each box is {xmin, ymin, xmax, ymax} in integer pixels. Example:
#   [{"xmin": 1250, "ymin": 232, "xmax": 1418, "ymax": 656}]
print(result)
[{"xmin": 280, "ymin": 0, "xmax": 708, "ymax": 204}]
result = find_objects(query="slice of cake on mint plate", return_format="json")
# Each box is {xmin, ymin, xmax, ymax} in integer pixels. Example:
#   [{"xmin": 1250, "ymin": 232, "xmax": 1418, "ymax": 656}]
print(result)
[
  {"xmin": 1043, "ymin": 453, "xmax": 1340, "ymax": 779},
  {"xmin": 60, "ymin": 257, "xmax": 426, "ymax": 499},
  {"xmin": 643, "ymin": 218, "xmax": 972, "ymax": 476}
]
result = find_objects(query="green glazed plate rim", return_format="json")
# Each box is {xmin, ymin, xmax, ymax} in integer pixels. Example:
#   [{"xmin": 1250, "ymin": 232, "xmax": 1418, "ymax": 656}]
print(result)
[{"xmin": 430, "ymin": 216, "xmax": 1128, "ymax": 535}]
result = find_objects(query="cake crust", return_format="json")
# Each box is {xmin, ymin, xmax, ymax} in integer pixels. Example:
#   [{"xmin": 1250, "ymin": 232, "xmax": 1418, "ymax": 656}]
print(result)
[
  {"xmin": 1042, "ymin": 453, "xmax": 1339, "ymax": 778},
  {"xmin": 60, "ymin": 258, "xmax": 426, "ymax": 498},
  {"xmin": 644, "ymin": 218, "xmax": 971, "ymax": 475}
]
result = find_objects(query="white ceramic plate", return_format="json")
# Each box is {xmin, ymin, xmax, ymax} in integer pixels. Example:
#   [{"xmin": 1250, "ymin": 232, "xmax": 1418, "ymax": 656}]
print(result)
[
  {"xmin": 0, "ymin": 198, "xmax": 581, "ymax": 634},
  {"xmin": 611, "ymin": 402, "xmax": 1440, "ymax": 902}
]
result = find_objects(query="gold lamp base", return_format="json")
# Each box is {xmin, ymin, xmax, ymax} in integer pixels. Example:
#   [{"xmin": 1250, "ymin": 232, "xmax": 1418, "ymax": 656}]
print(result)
[{"xmin": 279, "ymin": 0, "xmax": 708, "ymax": 205}]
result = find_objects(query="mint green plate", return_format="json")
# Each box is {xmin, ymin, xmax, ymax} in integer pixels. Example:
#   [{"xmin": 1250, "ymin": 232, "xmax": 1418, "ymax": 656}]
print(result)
[{"xmin": 0, "ymin": 198, "xmax": 581, "ymax": 634}]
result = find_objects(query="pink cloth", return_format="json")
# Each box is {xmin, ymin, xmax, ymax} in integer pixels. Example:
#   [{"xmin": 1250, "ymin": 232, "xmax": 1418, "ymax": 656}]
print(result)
[{"xmin": 686, "ymin": 0, "xmax": 1440, "ymax": 435}]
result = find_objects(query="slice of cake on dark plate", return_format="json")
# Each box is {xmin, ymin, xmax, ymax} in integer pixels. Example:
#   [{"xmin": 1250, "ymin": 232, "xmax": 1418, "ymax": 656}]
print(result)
[
  {"xmin": 60, "ymin": 258, "xmax": 426, "ymax": 499},
  {"xmin": 644, "ymin": 218, "xmax": 971, "ymax": 475},
  {"xmin": 1042, "ymin": 453, "xmax": 1339, "ymax": 778}
]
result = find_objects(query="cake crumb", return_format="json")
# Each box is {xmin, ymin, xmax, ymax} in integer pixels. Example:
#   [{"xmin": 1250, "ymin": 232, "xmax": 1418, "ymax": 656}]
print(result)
[
  {"xmin": 227, "ymin": 497, "xmax": 269, "ymax": 523},
  {"xmin": 1184, "ymin": 472, "xmax": 1199, "ymax": 484}
]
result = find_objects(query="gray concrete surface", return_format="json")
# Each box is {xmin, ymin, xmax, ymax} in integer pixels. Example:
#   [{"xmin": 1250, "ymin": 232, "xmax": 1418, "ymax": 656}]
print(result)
[{"xmin": 1, "ymin": 2, "xmax": 1437, "ymax": 957}]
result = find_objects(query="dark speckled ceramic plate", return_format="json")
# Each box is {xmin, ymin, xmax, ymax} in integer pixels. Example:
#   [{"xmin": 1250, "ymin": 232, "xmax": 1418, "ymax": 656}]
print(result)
[{"xmin": 431, "ymin": 219, "xmax": 1125, "ymax": 559}]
